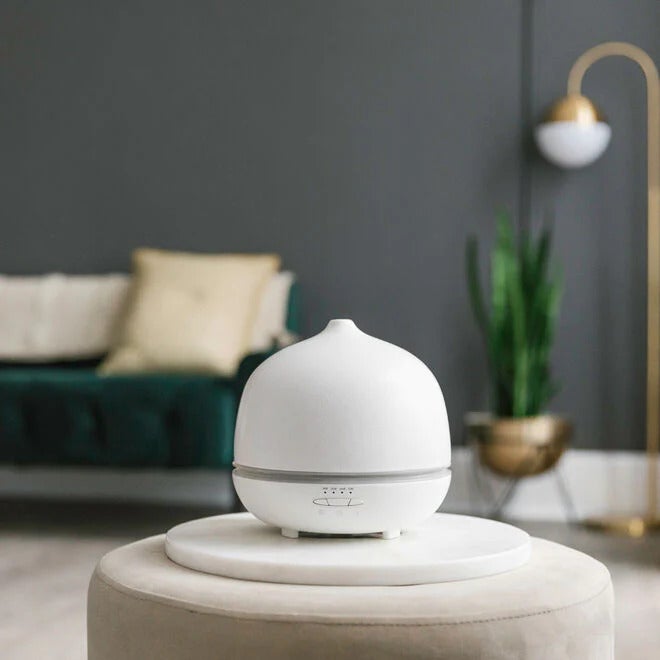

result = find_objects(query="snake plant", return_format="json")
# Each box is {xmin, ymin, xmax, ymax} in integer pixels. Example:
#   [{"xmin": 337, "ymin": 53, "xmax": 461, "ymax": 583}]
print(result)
[{"xmin": 466, "ymin": 212, "xmax": 562, "ymax": 418}]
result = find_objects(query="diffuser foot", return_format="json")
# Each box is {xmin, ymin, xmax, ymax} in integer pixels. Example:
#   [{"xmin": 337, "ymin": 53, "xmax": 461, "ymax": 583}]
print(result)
[
  {"xmin": 381, "ymin": 529, "xmax": 400, "ymax": 540},
  {"xmin": 281, "ymin": 528, "xmax": 299, "ymax": 539}
]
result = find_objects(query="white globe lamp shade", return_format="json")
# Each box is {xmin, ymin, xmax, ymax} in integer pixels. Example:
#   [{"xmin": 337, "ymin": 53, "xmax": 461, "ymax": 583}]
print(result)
[
  {"xmin": 535, "ymin": 121, "xmax": 611, "ymax": 168},
  {"xmin": 534, "ymin": 94, "xmax": 611, "ymax": 169}
]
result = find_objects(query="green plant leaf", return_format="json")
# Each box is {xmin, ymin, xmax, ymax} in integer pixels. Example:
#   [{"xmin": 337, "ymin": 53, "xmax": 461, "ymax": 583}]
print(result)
[
  {"xmin": 465, "ymin": 237, "xmax": 489, "ymax": 338},
  {"xmin": 507, "ymin": 250, "xmax": 528, "ymax": 416},
  {"xmin": 464, "ymin": 210, "xmax": 562, "ymax": 417}
]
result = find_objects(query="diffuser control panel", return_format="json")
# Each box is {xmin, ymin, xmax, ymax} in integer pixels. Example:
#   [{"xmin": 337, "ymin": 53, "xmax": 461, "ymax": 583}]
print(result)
[
  {"xmin": 314, "ymin": 487, "xmax": 363, "ymax": 507},
  {"xmin": 313, "ymin": 498, "xmax": 364, "ymax": 506}
]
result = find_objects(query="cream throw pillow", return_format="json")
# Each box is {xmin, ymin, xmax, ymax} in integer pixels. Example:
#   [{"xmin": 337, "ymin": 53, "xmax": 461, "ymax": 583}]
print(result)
[{"xmin": 100, "ymin": 249, "xmax": 280, "ymax": 376}]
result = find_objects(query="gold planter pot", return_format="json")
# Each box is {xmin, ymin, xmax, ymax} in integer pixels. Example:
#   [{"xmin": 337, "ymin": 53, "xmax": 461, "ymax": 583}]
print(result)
[{"xmin": 465, "ymin": 414, "xmax": 572, "ymax": 478}]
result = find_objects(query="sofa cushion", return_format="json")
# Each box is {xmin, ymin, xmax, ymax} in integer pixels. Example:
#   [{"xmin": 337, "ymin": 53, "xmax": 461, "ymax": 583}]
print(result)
[{"xmin": 0, "ymin": 369, "xmax": 237, "ymax": 468}]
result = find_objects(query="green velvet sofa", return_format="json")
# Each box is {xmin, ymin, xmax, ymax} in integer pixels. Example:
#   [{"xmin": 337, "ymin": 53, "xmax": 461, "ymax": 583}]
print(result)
[{"xmin": 0, "ymin": 284, "xmax": 299, "ymax": 470}]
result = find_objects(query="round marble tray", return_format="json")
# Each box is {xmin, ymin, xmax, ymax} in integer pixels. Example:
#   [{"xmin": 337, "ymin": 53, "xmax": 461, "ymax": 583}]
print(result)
[{"xmin": 165, "ymin": 513, "xmax": 531, "ymax": 586}]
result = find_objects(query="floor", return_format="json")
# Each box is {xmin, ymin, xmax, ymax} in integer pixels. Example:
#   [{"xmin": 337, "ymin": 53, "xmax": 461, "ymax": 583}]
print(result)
[{"xmin": 1, "ymin": 499, "xmax": 659, "ymax": 660}]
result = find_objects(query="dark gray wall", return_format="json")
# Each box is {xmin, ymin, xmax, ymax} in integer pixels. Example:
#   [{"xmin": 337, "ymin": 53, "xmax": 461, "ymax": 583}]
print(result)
[{"xmin": 0, "ymin": 0, "xmax": 656, "ymax": 449}]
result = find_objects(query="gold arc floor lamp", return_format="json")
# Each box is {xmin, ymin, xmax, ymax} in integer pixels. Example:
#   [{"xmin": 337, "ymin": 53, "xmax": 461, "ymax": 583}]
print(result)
[{"xmin": 535, "ymin": 42, "xmax": 659, "ymax": 537}]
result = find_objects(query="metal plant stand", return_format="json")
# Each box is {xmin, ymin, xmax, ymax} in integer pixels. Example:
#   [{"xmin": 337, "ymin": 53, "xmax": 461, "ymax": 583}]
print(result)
[{"xmin": 470, "ymin": 441, "xmax": 577, "ymax": 521}]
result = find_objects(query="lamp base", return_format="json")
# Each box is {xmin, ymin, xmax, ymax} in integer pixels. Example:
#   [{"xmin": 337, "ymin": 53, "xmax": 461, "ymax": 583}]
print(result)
[{"xmin": 583, "ymin": 515, "xmax": 660, "ymax": 538}]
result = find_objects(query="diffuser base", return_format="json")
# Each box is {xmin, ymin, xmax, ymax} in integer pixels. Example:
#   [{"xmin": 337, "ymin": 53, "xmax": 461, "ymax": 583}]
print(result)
[{"xmin": 165, "ymin": 512, "xmax": 531, "ymax": 586}]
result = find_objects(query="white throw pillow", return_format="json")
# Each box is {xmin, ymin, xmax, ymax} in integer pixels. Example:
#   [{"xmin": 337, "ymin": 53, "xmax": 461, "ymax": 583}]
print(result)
[
  {"xmin": 0, "ymin": 273, "xmax": 130, "ymax": 361},
  {"xmin": 250, "ymin": 271, "xmax": 296, "ymax": 352}
]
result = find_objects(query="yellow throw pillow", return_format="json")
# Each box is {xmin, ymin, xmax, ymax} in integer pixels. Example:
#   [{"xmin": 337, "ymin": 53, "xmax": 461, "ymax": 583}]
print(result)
[{"xmin": 100, "ymin": 249, "xmax": 280, "ymax": 376}]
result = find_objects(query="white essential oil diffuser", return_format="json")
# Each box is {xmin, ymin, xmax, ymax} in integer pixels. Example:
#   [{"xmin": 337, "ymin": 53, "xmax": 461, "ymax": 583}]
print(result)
[{"xmin": 233, "ymin": 319, "xmax": 451, "ymax": 539}]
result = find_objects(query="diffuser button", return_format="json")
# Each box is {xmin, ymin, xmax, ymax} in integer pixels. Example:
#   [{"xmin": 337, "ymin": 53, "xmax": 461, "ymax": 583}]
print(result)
[{"xmin": 326, "ymin": 498, "xmax": 350, "ymax": 506}]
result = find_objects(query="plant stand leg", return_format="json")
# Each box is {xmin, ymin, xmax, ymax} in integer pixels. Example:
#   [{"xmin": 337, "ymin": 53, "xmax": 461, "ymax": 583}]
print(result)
[
  {"xmin": 470, "ymin": 442, "xmax": 490, "ymax": 516},
  {"xmin": 490, "ymin": 478, "xmax": 520, "ymax": 519},
  {"xmin": 471, "ymin": 441, "xmax": 520, "ymax": 519},
  {"xmin": 554, "ymin": 467, "xmax": 578, "ymax": 523}
]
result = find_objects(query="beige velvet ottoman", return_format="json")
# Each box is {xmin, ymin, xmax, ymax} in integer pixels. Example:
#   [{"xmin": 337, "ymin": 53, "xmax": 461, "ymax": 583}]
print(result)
[{"xmin": 88, "ymin": 535, "xmax": 613, "ymax": 660}]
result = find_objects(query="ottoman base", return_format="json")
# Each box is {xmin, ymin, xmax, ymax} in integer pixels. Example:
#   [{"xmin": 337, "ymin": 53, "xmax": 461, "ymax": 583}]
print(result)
[{"xmin": 89, "ymin": 535, "xmax": 614, "ymax": 660}]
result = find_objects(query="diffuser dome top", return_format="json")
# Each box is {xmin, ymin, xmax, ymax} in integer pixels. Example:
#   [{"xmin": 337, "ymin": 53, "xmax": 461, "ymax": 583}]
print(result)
[{"xmin": 234, "ymin": 319, "xmax": 450, "ymax": 474}]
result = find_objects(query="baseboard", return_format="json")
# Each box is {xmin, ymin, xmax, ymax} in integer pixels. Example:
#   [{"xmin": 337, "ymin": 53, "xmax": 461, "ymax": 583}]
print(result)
[
  {"xmin": 0, "ymin": 448, "xmax": 658, "ymax": 521},
  {"xmin": 0, "ymin": 466, "xmax": 236, "ymax": 509},
  {"xmin": 445, "ymin": 447, "xmax": 660, "ymax": 521}
]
